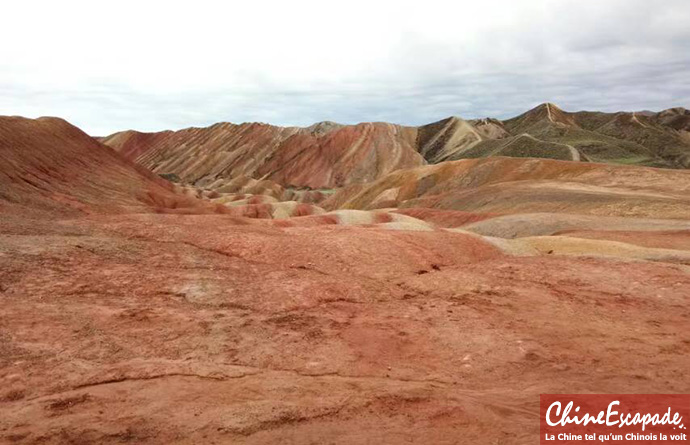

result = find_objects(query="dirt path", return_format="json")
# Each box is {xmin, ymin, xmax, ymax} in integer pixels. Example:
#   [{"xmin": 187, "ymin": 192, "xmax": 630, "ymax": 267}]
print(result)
[
  {"xmin": 565, "ymin": 143, "xmax": 581, "ymax": 161},
  {"xmin": 546, "ymin": 102, "xmax": 554, "ymax": 123},
  {"xmin": 631, "ymin": 111, "xmax": 650, "ymax": 128},
  {"xmin": 519, "ymin": 133, "xmax": 581, "ymax": 161}
]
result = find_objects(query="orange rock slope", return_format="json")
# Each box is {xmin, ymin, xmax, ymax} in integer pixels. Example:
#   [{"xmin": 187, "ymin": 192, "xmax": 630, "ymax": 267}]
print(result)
[
  {"xmin": 325, "ymin": 156, "xmax": 690, "ymax": 219},
  {"xmin": 0, "ymin": 116, "xmax": 230, "ymax": 218}
]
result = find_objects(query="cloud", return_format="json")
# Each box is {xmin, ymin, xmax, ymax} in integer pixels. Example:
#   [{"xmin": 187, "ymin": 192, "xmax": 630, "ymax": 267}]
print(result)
[{"xmin": 1, "ymin": 0, "xmax": 689, "ymax": 135}]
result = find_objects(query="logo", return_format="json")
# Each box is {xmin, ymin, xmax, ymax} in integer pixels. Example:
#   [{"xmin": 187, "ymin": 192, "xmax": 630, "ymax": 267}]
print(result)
[{"xmin": 540, "ymin": 394, "xmax": 689, "ymax": 444}]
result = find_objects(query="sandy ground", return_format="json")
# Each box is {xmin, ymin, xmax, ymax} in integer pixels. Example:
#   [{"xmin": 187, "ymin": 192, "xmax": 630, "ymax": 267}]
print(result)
[{"xmin": 1, "ymin": 214, "xmax": 689, "ymax": 444}]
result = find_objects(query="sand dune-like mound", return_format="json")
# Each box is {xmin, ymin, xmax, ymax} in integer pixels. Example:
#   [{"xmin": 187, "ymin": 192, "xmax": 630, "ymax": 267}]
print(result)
[
  {"xmin": 220, "ymin": 201, "xmax": 325, "ymax": 220},
  {"xmin": 487, "ymin": 234, "xmax": 690, "ymax": 264},
  {"xmin": 449, "ymin": 225, "xmax": 690, "ymax": 264},
  {"xmin": 461, "ymin": 212, "xmax": 690, "ymax": 238},
  {"xmin": 271, "ymin": 209, "xmax": 434, "ymax": 231},
  {"xmin": 554, "ymin": 229, "xmax": 690, "ymax": 250},
  {"xmin": 203, "ymin": 175, "xmax": 333, "ymax": 204}
]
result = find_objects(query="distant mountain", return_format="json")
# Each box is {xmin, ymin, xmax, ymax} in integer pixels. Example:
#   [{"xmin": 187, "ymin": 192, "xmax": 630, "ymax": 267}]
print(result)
[
  {"xmin": 652, "ymin": 107, "xmax": 690, "ymax": 132},
  {"xmin": 100, "ymin": 104, "xmax": 690, "ymax": 189},
  {"xmin": 101, "ymin": 122, "xmax": 424, "ymax": 189}
]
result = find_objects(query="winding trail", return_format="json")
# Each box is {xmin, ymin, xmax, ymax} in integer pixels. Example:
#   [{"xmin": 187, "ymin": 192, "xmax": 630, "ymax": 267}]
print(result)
[
  {"xmin": 565, "ymin": 143, "xmax": 581, "ymax": 161},
  {"xmin": 631, "ymin": 112, "xmax": 650, "ymax": 128},
  {"xmin": 546, "ymin": 103, "xmax": 555, "ymax": 123},
  {"xmin": 519, "ymin": 133, "xmax": 581, "ymax": 161}
]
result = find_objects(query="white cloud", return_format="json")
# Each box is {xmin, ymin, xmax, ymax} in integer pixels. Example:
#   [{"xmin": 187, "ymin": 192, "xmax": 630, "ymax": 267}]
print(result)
[{"xmin": 1, "ymin": 0, "xmax": 689, "ymax": 135}]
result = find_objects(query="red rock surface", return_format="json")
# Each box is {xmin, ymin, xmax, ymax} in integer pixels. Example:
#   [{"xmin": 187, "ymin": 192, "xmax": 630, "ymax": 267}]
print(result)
[
  {"xmin": 2, "ymin": 213, "xmax": 689, "ymax": 444},
  {"xmin": 2, "ymin": 116, "xmax": 690, "ymax": 444}
]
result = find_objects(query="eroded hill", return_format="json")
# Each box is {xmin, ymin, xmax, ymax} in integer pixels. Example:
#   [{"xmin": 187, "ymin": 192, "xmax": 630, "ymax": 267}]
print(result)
[
  {"xmin": 0, "ymin": 116, "xmax": 226, "ymax": 218},
  {"xmin": 100, "ymin": 104, "xmax": 690, "ymax": 191}
]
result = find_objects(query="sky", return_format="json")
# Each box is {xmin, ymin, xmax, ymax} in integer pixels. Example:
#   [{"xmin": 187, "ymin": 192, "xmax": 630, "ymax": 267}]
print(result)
[{"xmin": 1, "ymin": 0, "xmax": 689, "ymax": 135}]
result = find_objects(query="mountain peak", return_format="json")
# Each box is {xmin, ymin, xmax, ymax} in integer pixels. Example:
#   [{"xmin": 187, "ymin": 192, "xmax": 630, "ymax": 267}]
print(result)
[
  {"xmin": 307, "ymin": 121, "xmax": 343, "ymax": 135},
  {"xmin": 506, "ymin": 102, "xmax": 577, "ymax": 130},
  {"xmin": 531, "ymin": 102, "xmax": 565, "ymax": 114}
]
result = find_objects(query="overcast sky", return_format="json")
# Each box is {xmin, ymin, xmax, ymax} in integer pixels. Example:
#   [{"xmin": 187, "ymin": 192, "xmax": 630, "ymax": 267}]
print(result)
[{"xmin": 1, "ymin": 0, "xmax": 689, "ymax": 135}]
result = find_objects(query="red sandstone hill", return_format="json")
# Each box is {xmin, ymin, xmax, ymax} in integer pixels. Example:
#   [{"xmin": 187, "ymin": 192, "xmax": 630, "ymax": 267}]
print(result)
[
  {"xmin": 101, "ymin": 122, "xmax": 425, "ymax": 189},
  {"xmin": 99, "ymin": 118, "xmax": 510, "ymax": 189},
  {"xmin": 0, "ymin": 116, "xmax": 225, "ymax": 217},
  {"xmin": 100, "ymin": 104, "xmax": 690, "ymax": 190}
]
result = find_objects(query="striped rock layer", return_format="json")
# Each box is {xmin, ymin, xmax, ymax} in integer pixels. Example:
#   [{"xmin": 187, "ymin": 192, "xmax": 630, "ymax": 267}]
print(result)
[
  {"xmin": 101, "ymin": 104, "xmax": 690, "ymax": 189},
  {"xmin": 100, "ymin": 118, "xmax": 509, "ymax": 189}
]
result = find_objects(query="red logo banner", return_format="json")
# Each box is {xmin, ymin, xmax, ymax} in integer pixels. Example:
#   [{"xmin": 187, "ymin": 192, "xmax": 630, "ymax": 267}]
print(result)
[{"xmin": 540, "ymin": 394, "xmax": 689, "ymax": 444}]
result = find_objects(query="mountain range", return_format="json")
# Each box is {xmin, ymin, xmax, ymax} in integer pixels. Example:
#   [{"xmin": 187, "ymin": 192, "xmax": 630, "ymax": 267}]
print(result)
[{"xmin": 100, "ymin": 103, "xmax": 690, "ymax": 190}]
